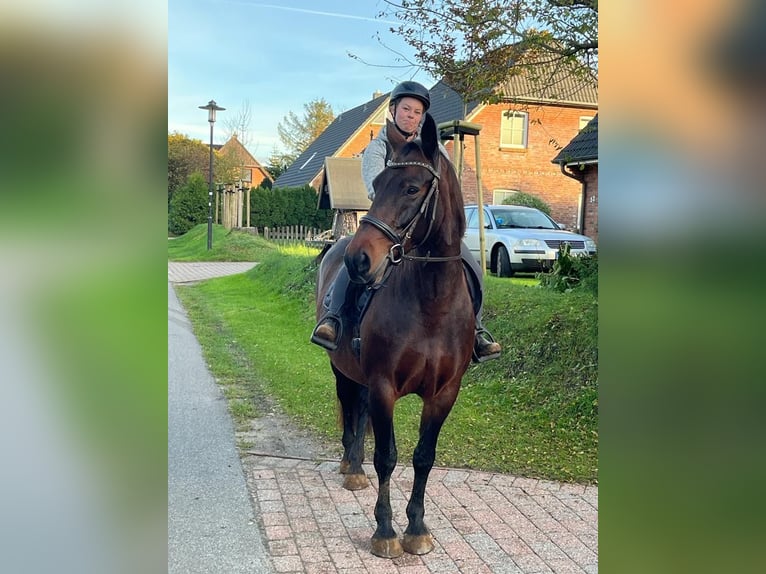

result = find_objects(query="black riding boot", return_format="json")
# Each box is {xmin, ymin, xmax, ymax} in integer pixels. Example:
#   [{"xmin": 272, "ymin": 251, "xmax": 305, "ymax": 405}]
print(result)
[
  {"xmin": 310, "ymin": 266, "xmax": 351, "ymax": 351},
  {"xmin": 461, "ymin": 242, "xmax": 502, "ymax": 363}
]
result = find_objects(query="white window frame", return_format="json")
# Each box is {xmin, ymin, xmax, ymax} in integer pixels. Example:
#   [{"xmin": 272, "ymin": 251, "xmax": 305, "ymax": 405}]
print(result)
[
  {"xmin": 500, "ymin": 110, "xmax": 528, "ymax": 149},
  {"xmin": 579, "ymin": 116, "xmax": 594, "ymax": 130}
]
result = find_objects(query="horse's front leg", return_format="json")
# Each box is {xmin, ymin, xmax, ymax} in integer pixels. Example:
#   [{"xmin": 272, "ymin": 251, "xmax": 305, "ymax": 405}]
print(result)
[
  {"xmin": 368, "ymin": 386, "xmax": 401, "ymax": 558},
  {"xmin": 402, "ymin": 396, "xmax": 457, "ymax": 555},
  {"xmin": 334, "ymin": 366, "xmax": 369, "ymax": 490}
]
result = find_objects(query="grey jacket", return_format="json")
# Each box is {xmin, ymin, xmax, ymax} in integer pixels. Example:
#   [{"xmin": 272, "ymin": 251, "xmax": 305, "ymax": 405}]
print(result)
[{"xmin": 361, "ymin": 124, "xmax": 449, "ymax": 201}]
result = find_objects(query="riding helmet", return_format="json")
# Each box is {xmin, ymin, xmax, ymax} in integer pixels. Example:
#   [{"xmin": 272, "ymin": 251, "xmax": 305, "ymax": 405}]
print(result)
[{"xmin": 390, "ymin": 81, "xmax": 430, "ymax": 111}]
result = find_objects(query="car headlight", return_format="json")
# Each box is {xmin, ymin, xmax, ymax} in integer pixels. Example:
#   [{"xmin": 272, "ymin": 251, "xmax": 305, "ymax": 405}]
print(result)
[
  {"xmin": 517, "ymin": 238, "xmax": 545, "ymax": 249},
  {"xmin": 585, "ymin": 239, "xmax": 597, "ymax": 251}
]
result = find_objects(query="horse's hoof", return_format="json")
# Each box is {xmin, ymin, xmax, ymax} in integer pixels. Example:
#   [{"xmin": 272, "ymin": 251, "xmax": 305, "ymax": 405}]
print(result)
[
  {"xmin": 342, "ymin": 473, "xmax": 369, "ymax": 491},
  {"xmin": 370, "ymin": 536, "xmax": 403, "ymax": 558},
  {"xmin": 402, "ymin": 533, "xmax": 434, "ymax": 555},
  {"xmin": 339, "ymin": 460, "xmax": 350, "ymax": 474}
]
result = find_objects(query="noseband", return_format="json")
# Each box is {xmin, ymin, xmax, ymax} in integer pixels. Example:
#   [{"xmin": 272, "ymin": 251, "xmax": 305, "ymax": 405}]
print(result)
[{"xmin": 358, "ymin": 158, "xmax": 462, "ymax": 287}]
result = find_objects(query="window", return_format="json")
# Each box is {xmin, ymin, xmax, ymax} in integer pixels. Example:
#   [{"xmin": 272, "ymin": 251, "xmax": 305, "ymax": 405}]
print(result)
[
  {"xmin": 371, "ymin": 106, "xmax": 387, "ymax": 126},
  {"xmin": 493, "ymin": 189, "xmax": 520, "ymax": 204},
  {"xmin": 579, "ymin": 116, "xmax": 594, "ymax": 130},
  {"xmin": 500, "ymin": 110, "xmax": 528, "ymax": 149},
  {"xmin": 465, "ymin": 208, "xmax": 478, "ymax": 229}
]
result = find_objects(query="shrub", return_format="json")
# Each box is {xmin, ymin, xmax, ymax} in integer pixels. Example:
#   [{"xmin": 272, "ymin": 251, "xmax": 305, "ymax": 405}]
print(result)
[
  {"xmin": 502, "ymin": 191, "xmax": 552, "ymax": 215},
  {"xmin": 538, "ymin": 244, "xmax": 598, "ymax": 295},
  {"xmin": 168, "ymin": 172, "xmax": 209, "ymax": 235},
  {"xmin": 250, "ymin": 185, "xmax": 333, "ymax": 230}
]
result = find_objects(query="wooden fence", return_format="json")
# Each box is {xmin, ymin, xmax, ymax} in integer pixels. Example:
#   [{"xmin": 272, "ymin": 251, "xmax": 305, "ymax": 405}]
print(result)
[{"xmin": 260, "ymin": 225, "xmax": 323, "ymax": 242}]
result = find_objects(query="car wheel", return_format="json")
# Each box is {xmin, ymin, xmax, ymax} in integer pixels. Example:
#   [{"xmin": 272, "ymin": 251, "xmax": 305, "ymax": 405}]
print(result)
[{"xmin": 496, "ymin": 246, "xmax": 513, "ymax": 277}]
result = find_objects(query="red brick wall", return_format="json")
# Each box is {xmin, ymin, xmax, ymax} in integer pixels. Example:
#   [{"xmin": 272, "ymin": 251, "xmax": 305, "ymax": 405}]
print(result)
[
  {"xmin": 447, "ymin": 103, "xmax": 596, "ymax": 229},
  {"xmin": 343, "ymin": 124, "xmax": 384, "ymax": 157},
  {"xmin": 582, "ymin": 166, "xmax": 598, "ymax": 243}
]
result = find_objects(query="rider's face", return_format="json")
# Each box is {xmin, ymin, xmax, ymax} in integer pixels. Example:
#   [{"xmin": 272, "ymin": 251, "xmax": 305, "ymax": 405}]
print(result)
[{"xmin": 392, "ymin": 96, "xmax": 425, "ymax": 135}]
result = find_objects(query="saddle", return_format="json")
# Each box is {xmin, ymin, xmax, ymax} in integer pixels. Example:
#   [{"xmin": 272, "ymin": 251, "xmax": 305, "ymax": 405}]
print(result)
[{"xmin": 320, "ymin": 280, "xmax": 373, "ymax": 356}]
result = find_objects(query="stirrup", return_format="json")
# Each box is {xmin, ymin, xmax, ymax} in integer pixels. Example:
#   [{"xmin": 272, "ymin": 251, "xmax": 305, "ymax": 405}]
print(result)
[
  {"xmin": 472, "ymin": 328, "xmax": 501, "ymax": 363},
  {"xmin": 310, "ymin": 315, "xmax": 341, "ymax": 351}
]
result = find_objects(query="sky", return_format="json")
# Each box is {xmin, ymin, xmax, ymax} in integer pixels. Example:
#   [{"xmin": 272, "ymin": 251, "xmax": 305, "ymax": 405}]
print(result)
[{"xmin": 168, "ymin": 0, "xmax": 436, "ymax": 164}]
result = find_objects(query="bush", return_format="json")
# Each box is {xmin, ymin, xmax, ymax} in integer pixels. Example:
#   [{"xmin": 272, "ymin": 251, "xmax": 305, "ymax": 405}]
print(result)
[
  {"xmin": 168, "ymin": 172, "xmax": 208, "ymax": 235},
  {"xmin": 502, "ymin": 191, "xmax": 552, "ymax": 215},
  {"xmin": 250, "ymin": 185, "xmax": 333, "ymax": 230},
  {"xmin": 538, "ymin": 244, "xmax": 598, "ymax": 295}
]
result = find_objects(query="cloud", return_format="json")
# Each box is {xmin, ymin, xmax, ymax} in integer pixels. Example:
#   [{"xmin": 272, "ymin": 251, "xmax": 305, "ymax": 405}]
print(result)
[{"xmin": 221, "ymin": 1, "xmax": 400, "ymax": 25}]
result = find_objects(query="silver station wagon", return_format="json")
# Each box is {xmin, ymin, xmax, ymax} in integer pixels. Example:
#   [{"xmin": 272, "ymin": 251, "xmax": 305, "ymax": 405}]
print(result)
[{"xmin": 463, "ymin": 204, "xmax": 597, "ymax": 277}]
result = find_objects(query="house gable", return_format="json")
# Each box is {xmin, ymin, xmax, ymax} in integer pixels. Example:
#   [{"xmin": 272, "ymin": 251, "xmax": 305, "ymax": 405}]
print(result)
[
  {"xmin": 218, "ymin": 135, "xmax": 273, "ymax": 186},
  {"xmin": 430, "ymin": 64, "xmax": 597, "ymax": 229},
  {"xmin": 552, "ymin": 114, "xmax": 598, "ymax": 242},
  {"xmin": 273, "ymin": 93, "xmax": 390, "ymax": 189}
]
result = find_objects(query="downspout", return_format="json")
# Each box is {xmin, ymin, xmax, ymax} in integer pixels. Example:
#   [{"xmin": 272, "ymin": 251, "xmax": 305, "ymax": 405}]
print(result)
[{"xmin": 559, "ymin": 162, "xmax": 586, "ymax": 234}]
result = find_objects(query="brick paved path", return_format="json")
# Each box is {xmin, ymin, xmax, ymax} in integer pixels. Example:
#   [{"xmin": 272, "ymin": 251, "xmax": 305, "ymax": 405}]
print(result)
[
  {"xmin": 168, "ymin": 260, "xmax": 598, "ymax": 573},
  {"xmin": 244, "ymin": 454, "xmax": 598, "ymax": 574}
]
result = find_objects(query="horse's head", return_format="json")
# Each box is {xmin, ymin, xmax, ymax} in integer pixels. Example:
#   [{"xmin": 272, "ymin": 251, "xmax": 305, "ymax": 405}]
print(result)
[{"xmin": 345, "ymin": 113, "xmax": 465, "ymax": 286}]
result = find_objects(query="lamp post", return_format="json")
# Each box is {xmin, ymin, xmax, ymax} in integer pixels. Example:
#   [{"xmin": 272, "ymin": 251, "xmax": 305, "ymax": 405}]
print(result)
[{"xmin": 198, "ymin": 100, "xmax": 225, "ymax": 250}]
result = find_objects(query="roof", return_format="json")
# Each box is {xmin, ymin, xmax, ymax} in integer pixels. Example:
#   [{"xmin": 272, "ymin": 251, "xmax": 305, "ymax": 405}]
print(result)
[
  {"xmin": 318, "ymin": 157, "xmax": 371, "ymax": 210},
  {"xmin": 219, "ymin": 135, "xmax": 272, "ymax": 179},
  {"xmin": 552, "ymin": 114, "xmax": 598, "ymax": 165},
  {"xmin": 273, "ymin": 93, "xmax": 390, "ymax": 189},
  {"xmin": 428, "ymin": 80, "xmax": 481, "ymax": 125},
  {"xmin": 497, "ymin": 50, "xmax": 598, "ymax": 106}
]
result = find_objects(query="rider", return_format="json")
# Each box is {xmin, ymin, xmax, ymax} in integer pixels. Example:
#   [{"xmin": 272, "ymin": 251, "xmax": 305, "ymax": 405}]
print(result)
[{"xmin": 311, "ymin": 80, "xmax": 502, "ymax": 362}]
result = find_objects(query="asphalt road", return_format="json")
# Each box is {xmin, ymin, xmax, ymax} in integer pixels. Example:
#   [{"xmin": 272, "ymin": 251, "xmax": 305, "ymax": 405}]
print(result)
[{"xmin": 168, "ymin": 280, "xmax": 272, "ymax": 573}]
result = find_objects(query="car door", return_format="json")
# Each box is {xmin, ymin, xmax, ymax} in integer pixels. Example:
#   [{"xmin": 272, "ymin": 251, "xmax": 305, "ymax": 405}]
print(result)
[{"xmin": 463, "ymin": 207, "xmax": 482, "ymax": 263}]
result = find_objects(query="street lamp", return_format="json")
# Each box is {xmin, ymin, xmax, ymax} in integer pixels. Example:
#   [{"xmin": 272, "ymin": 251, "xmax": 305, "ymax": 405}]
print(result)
[{"xmin": 198, "ymin": 100, "xmax": 225, "ymax": 250}]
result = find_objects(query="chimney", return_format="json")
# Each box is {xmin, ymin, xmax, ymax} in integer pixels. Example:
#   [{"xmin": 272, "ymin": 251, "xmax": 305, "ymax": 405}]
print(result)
[{"xmin": 373, "ymin": 90, "xmax": 383, "ymax": 99}]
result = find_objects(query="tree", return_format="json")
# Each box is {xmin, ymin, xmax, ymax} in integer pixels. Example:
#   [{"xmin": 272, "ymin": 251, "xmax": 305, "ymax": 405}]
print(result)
[
  {"xmin": 168, "ymin": 132, "xmax": 209, "ymax": 207},
  {"xmin": 222, "ymin": 100, "xmax": 253, "ymax": 148},
  {"xmin": 376, "ymin": 0, "xmax": 597, "ymax": 104},
  {"xmin": 266, "ymin": 145, "xmax": 291, "ymax": 180},
  {"xmin": 276, "ymin": 98, "xmax": 335, "ymax": 166}
]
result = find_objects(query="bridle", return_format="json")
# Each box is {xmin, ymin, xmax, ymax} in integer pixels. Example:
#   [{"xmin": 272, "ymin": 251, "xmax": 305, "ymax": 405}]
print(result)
[{"xmin": 358, "ymin": 158, "xmax": 462, "ymax": 288}]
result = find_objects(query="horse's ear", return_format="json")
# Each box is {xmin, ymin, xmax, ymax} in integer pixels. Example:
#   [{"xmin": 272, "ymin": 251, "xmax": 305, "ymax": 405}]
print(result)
[
  {"xmin": 420, "ymin": 113, "xmax": 438, "ymax": 164},
  {"xmin": 386, "ymin": 119, "xmax": 406, "ymax": 156}
]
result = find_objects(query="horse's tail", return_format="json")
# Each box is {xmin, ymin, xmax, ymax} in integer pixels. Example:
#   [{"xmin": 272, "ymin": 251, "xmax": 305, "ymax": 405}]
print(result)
[{"xmin": 335, "ymin": 386, "xmax": 372, "ymax": 436}]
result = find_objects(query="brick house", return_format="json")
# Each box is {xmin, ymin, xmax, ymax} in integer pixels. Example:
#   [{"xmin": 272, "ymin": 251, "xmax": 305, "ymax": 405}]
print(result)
[
  {"xmin": 275, "ymin": 67, "xmax": 596, "ymax": 231},
  {"xmin": 552, "ymin": 115, "xmax": 598, "ymax": 242},
  {"xmin": 217, "ymin": 134, "xmax": 273, "ymax": 188},
  {"xmin": 428, "ymin": 71, "xmax": 597, "ymax": 229}
]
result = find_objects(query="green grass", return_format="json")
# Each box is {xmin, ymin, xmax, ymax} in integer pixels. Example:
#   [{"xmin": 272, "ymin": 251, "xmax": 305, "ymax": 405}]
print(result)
[
  {"xmin": 172, "ymin": 225, "xmax": 598, "ymax": 483},
  {"xmin": 168, "ymin": 223, "xmax": 278, "ymax": 261}
]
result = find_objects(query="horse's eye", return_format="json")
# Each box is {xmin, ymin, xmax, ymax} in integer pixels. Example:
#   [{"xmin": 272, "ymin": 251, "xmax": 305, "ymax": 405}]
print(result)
[{"xmin": 406, "ymin": 186, "xmax": 419, "ymax": 196}]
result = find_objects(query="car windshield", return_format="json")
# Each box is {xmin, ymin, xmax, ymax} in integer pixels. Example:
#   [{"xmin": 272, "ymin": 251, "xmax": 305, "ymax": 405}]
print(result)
[{"xmin": 490, "ymin": 208, "xmax": 557, "ymax": 230}]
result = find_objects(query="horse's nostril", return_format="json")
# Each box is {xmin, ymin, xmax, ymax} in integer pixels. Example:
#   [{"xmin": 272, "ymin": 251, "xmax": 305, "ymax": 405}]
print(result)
[{"xmin": 345, "ymin": 250, "xmax": 370, "ymax": 280}]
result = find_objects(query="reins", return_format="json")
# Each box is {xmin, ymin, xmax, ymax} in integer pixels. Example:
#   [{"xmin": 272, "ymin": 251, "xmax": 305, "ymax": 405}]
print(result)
[{"xmin": 359, "ymin": 158, "xmax": 462, "ymax": 288}]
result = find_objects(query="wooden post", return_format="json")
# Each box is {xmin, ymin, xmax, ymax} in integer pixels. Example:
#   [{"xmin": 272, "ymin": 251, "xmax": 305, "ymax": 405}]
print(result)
[
  {"xmin": 474, "ymin": 133, "xmax": 486, "ymax": 275},
  {"xmin": 215, "ymin": 185, "xmax": 220, "ymax": 223},
  {"xmin": 246, "ymin": 186, "xmax": 251, "ymax": 228}
]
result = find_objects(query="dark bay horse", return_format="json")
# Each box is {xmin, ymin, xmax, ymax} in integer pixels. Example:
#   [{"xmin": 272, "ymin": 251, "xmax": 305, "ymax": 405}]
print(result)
[{"xmin": 315, "ymin": 113, "xmax": 474, "ymax": 558}]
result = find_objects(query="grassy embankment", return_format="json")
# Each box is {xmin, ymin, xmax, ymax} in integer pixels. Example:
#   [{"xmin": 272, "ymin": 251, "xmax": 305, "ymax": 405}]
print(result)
[{"xmin": 170, "ymin": 224, "xmax": 597, "ymax": 483}]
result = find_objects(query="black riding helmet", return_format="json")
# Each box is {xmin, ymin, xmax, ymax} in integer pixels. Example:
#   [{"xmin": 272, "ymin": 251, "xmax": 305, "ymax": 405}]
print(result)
[{"xmin": 390, "ymin": 81, "xmax": 430, "ymax": 111}]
